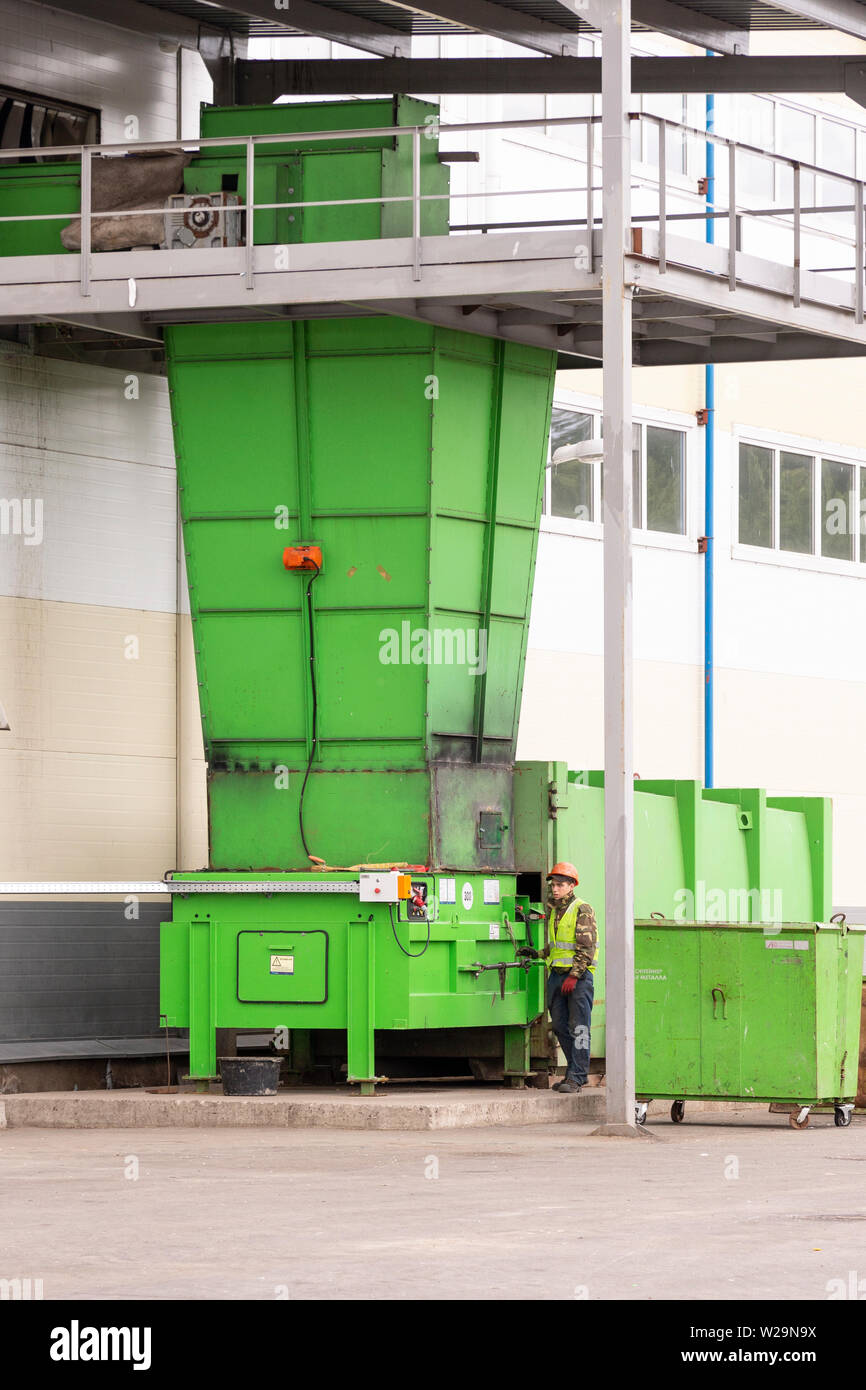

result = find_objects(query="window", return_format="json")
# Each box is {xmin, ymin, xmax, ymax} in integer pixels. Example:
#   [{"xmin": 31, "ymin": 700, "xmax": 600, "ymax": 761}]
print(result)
[
  {"xmin": 502, "ymin": 92, "xmax": 546, "ymax": 127},
  {"xmin": 738, "ymin": 443, "xmax": 773, "ymax": 548},
  {"xmin": 712, "ymin": 96, "xmax": 858, "ymax": 226},
  {"xmin": 550, "ymin": 408, "xmax": 594, "ymax": 521},
  {"xmin": 779, "ymin": 452, "xmax": 813, "ymax": 554},
  {"xmin": 814, "ymin": 117, "xmax": 857, "ymax": 239},
  {"xmin": 546, "ymin": 408, "xmax": 687, "ymax": 538},
  {"xmin": 821, "ymin": 457, "xmax": 855, "ymax": 561},
  {"xmin": 641, "ymin": 92, "xmax": 688, "ymax": 176},
  {"xmin": 822, "ymin": 119, "xmax": 855, "ymax": 177},
  {"xmin": 715, "ymin": 95, "xmax": 775, "ymax": 203},
  {"xmin": 644, "ymin": 425, "xmax": 685, "ymax": 534},
  {"xmin": 739, "ymin": 441, "xmax": 866, "ymax": 563},
  {"xmin": 738, "ymin": 97, "xmax": 776, "ymax": 202},
  {"xmin": 777, "ymin": 105, "xmax": 815, "ymax": 207},
  {"xmin": 547, "ymin": 36, "xmax": 596, "ymax": 141},
  {"xmin": 0, "ymin": 85, "xmax": 99, "ymax": 160}
]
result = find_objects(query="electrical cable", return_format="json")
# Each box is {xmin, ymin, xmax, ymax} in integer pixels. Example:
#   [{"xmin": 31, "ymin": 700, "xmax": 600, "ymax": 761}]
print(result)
[
  {"xmin": 388, "ymin": 901, "xmax": 431, "ymax": 958},
  {"xmin": 298, "ymin": 560, "xmax": 321, "ymax": 862}
]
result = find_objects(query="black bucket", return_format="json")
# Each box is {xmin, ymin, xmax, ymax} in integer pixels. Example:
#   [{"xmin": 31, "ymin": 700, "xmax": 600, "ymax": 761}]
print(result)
[{"xmin": 219, "ymin": 1056, "xmax": 282, "ymax": 1096}]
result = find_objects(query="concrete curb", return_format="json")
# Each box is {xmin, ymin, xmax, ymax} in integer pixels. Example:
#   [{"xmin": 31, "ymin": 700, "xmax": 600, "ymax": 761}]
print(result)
[{"xmin": 0, "ymin": 1086, "xmax": 609, "ymax": 1132}]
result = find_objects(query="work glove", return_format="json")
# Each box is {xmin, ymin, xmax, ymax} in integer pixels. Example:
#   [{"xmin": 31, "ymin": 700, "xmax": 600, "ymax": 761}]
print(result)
[
  {"xmin": 516, "ymin": 946, "xmax": 538, "ymax": 959},
  {"xmin": 560, "ymin": 974, "xmax": 578, "ymax": 995}
]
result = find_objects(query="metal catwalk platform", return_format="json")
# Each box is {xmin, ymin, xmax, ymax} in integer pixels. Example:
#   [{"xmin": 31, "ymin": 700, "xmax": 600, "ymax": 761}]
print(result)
[{"xmin": 1, "ymin": 110, "xmax": 865, "ymax": 369}]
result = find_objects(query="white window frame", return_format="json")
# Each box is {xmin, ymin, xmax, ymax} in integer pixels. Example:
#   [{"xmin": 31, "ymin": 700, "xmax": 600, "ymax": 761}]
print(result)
[
  {"xmin": 733, "ymin": 424, "xmax": 866, "ymax": 577},
  {"xmin": 543, "ymin": 388, "xmax": 696, "ymax": 551}
]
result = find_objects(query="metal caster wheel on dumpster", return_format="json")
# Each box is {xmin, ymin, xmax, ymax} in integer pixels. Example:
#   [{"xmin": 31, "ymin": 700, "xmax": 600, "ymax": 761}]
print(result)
[
  {"xmin": 671, "ymin": 1100, "xmax": 685, "ymax": 1124},
  {"xmin": 835, "ymin": 1104, "xmax": 854, "ymax": 1127},
  {"xmin": 635, "ymin": 1102, "xmax": 649, "ymax": 1126},
  {"xmin": 789, "ymin": 1106, "xmax": 811, "ymax": 1129}
]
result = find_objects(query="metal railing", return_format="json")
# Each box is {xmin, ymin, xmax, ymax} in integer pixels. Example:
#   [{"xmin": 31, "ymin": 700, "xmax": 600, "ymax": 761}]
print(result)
[
  {"xmin": 0, "ymin": 111, "xmax": 863, "ymax": 317},
  {"xmin": 645, "ymin": 111, "xmax": 866, "ymax": 321}
]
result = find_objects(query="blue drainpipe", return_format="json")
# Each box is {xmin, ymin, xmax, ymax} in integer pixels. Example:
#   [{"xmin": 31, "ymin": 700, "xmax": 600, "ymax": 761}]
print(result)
[{"xmin": 704, "ymin": 72, "xmax": 715, "ymax": 789}]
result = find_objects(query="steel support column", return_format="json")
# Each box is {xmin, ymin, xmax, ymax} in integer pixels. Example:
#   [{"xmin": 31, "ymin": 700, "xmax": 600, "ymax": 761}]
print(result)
[{"xmin": 592, "ymin": 0, "xmax": 645, "ymax": 1140}]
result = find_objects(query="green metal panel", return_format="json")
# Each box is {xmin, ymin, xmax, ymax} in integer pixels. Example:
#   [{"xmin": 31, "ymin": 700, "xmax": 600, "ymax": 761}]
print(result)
[
  {"xmin": 201, "ymin": 96, "xmax": 437, "ymax": 152},
  {"xmin": 699, "ymin": 929, "xmax": 743, "ymax": 1095},
  {"xmin": 237, "ymin": 929, "xmax": 328, "ymax": 1004},
  {"xmin": 166, "ymin": 309, "xmax": 555, "ymax": 870},
  {"xmin": 207, "ymin": 769, "xmax": 431, "ymax": 867},
  {"xmin": 166, "ymin": 164, "xmax": 548, "ymax": 866},
  {"xmin": 513, "ymin": 765, "xmax": 836, "ymax": 1063},
  {"xmin": 193, "ymin": 97, "xmax": 450, "ymax": 245},
  {"xmin": 0, "ymin": 163, "xmax": 80, "ymax": 256},
  {"xmin": 161, "ymin": 872, "xmax": 542, "ymax": 1078},
  {"xmin": 633, "ymin": 926, "xmax": 701, "ymax": 1095}
]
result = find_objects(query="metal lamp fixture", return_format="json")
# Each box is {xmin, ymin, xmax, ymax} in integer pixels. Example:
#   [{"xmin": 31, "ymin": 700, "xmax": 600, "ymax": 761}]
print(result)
[{"xmin": 552, "ymin": 440, "xmax": 605, "ymax": 466}]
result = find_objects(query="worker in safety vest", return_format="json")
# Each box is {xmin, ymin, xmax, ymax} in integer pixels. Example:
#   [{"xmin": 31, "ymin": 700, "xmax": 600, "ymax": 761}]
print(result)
[{"xmin": 520, "ymin": 861, "xmax": 597, "ymax": 1093}]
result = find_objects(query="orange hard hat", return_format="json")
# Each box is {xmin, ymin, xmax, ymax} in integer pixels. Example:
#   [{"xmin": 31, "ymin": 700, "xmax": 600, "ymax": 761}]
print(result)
[{"xmin": 547, "ymin": 861, "xmax": 579, "ymax": 885}]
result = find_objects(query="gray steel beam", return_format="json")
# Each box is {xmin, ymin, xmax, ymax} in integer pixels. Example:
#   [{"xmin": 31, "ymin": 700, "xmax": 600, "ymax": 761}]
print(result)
[
  {"xmin": 636, "ymin": 317, "xmax": 778, "ymax": 340},
  {"xmin": 225, "ymin": 0, "xmax": 411, "ymax": 57},
  {"xmin": 350, "ymin": 296, "xmax": 577, "ymax": 352},
  {"xmin": 378, "ymin": 0, "xmax": 581, "ymax": 56},
  {"xmin": 597, "ymin": 0, "xmax": 640, "ymax": 1140},
  {"xmin": 27, "ymin": 312, "xmax": 163, "ymax": 344},
  {"xmin": 236, "ymin": 54, "xmax": 866, "ymax": 102},
  {"xmin": 498, "ymin": 304, "xmax": 582, "ymax": 325},
  {"xmin": 32, "ymin": 0, "xmax": 214, "ymax": 46},
  {"xmin": 199, "ymin": 30, "xmax": 249, "ymax": 107},
  {"xmin": 590, "ymin": 0, "xmax": 748, "ymax": 54},
  {"xmin": 638, "ymin": 333, "xmax": 866, "ymax": 364},
  {"xmin": 633, "ymin": 297, "xmax": 726, "ymax": 320},
  {"xmin": 632, "ymin": 0, "xmax": 748, "ymax": 54},
  {"xmin": 760, "ymin": 0, "xmax": 866, "ymax": 42},
  {"xmin": 636, "ymin": 314, "xmax": 717, "ymax": 334}
]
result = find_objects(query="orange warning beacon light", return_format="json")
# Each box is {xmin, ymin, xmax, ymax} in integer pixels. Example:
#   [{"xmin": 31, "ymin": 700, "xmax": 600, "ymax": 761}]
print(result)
[{"xmin": 283, "ymin": 544, "xmax": 323, "ymax": 572}]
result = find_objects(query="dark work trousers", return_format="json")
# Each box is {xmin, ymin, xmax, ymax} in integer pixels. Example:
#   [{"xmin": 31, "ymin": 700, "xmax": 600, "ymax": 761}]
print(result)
[{"xmin": 546, "ymin": 969, "xmax": 594, "ymax": 1085}]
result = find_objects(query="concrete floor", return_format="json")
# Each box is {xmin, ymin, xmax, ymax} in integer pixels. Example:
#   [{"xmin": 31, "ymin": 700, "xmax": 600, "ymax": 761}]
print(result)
[{"xmin": 2, "ymin": 1107, "xmax": 865, "ymax": 1300}]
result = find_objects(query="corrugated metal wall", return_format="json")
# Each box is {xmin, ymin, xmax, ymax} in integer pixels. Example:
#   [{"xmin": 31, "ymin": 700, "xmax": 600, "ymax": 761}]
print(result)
[{"xmin": 0, "ymin": 902, "xmax": 167, "ymax": 1043}]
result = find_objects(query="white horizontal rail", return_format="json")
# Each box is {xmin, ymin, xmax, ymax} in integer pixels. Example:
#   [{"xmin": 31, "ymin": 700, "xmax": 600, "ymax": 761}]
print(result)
[{"xmin": 0, "ymin": 880, "xmax": 361, "ymax": 895}]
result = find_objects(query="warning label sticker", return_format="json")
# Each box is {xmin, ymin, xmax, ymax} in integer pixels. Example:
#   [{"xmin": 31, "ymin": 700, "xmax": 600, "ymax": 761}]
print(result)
[
  {"xmin": 439, "ymin": 878, "xmax": 456, "ymax": 905},
  {"xmin": 270, "ymin": 954, "xmax": 295, "ymax": 975}
]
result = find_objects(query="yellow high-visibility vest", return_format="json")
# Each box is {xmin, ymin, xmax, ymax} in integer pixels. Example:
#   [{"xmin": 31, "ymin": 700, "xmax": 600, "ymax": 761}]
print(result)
[{"xmin": 547, "ymin": 898, "xmax": 595, "ymax": 972}]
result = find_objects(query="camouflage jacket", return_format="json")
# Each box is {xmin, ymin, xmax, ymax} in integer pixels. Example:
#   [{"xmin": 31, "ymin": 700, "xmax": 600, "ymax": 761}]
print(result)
[{"xmin": 541, "ymin": 892, "xmax": 598, "ymax": 977}]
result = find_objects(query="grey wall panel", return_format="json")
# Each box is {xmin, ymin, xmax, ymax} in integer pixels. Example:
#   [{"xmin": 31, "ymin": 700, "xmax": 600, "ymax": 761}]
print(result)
[{"xmin": 0, "ymin": 902, "xmax": 166, "ymax": 1042}]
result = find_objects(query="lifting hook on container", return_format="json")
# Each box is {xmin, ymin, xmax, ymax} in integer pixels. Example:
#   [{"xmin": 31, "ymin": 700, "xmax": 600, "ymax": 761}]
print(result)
[
  {"xmin": 711, "ymin": 986, "xmax": 728, "ymax": 1020},
  {"xmin": 464, "ymin": 958, "xmax": 532, "ymax": 1003}
]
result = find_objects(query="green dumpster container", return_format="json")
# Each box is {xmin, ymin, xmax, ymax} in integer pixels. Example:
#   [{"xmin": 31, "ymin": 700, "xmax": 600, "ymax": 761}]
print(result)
[{"xmin": 635, "ymin": 918, "xmax": 865, "ymax": 1128}]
